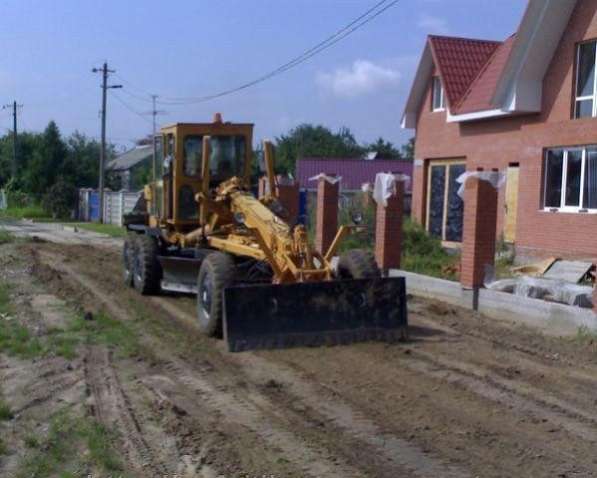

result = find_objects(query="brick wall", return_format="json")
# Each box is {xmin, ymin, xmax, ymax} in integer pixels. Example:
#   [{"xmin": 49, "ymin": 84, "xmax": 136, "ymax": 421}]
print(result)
[
  {"xmin": 276, "ymin": 182, "xmax": 300, "ymax": 224},
  {"xmin": 375, "ymin": 181, "xmax": 404, "ymax": 271},
  {"xmin": 460, "ymin": 176, "xmax": 498, "ymax": 289},
  {"xmin": 315, "ymin": 178, "xmax": 339, "ymax": 255},
  {"xmin": 411, "ymin": 1, "xmax": 597, "ymax": 260}
]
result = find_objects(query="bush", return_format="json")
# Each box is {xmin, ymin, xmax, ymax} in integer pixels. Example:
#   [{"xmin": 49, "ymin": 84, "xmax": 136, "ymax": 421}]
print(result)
[{"xmin": 42, "ymin": 178, "xmax": 77, "ymax": 219}]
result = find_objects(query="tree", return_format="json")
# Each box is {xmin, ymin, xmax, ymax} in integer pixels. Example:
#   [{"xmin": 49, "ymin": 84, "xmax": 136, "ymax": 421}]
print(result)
[
  {"xmin": 364, "ymin": 137, "xmax": 402, "ymax": 159},
  {"xmin": 274, "ymin": 124, "xmax": 363, "ymax": 174},
  {"xmin": 401, "ymin": 137, "xmax": 415, "ymax": 161},
  {"xmin": 21, "ymin": 121, "xmax": 67, "ymax": 198}
]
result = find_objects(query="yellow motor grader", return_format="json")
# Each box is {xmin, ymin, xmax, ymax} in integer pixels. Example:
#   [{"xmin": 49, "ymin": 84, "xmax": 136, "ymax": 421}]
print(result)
[{"xmin": 123, "ymin": 114, "xmax": 407, "ymax": 351}]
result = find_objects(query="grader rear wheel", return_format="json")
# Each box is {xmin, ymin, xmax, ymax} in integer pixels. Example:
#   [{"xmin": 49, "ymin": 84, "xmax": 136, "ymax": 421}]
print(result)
[
  {"xmin": 123, "ymin": 234, "xmax": 137, "ymax": 287},
  {"xmin": 133, "ymin": 235, "xmax": 162, "ymax": 295}
]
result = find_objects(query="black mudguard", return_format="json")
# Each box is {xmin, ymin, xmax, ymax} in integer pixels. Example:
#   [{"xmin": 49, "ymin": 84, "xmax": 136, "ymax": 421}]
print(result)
[{"xmin": 223, "ymin": 277, "xmax": 408, "ymax": 352}]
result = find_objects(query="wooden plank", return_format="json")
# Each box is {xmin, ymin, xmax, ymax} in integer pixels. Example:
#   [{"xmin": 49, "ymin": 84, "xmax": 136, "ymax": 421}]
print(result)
[{"xmin": 504, "ymin": 166, "xmax": 519, "ymax": 243}]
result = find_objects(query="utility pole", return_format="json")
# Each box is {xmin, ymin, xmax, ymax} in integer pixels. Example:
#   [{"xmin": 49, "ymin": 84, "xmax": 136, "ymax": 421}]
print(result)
[
  {"xmin": 2, "ymin": 101, "xmax": 22, "ymax": 179},
  {"xmin": 146, "ymin": 95, "xmax": 166, "ymax": 182},
  {"xmin": 92, "ymin": 62, "xmax": 121, "ymax": 223}
]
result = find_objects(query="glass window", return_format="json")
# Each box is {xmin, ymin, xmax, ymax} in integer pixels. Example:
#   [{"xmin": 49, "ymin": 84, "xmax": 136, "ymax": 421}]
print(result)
[
  {"xmin": 544, "ymin": 149, "xmax": 563, "ymax": 208},
  {"xmin": 209, "ymin": 135, "xmax": 246, "ymax": 181},
  {"xmin": 432, "ymin": 77, "xmax": 445, "ymax": 111},
  {"xmin": 575, "ymin": 41, "xmax": 597, "ymax": 118},
  {"xmin": 544, "ymin": 146, "xmax": 597, "ymax": 211},
  {"xmin": 565, "ymin": 150, "xmax": 582, "ymax": 206},
  {"xmin": 183, "ymin": 135, "xmax": 203, "ymax": 177},
  {"xmin": 583, "ymin": 148, "xmax": 597, "ymax": 209}
]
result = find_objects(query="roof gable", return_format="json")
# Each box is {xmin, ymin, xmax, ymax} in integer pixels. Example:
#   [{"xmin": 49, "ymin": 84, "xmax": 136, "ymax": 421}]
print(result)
[
  {"xmin": 402, "ymin": 0, "xmax": 578, "ymax": 127},
  {"xmin": 428, "ymin": 36, "xmax": 500, "ymax": 108}
]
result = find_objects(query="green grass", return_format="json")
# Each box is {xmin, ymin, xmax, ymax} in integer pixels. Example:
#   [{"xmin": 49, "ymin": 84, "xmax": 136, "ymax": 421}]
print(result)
[
  {"xmin": 401, "ymin": 219, "xmax": 460, "ymax": 280},
  {"xmin": 75, "ymin": 222, "xmax": 126, "ymax": 238},
  {"xmin": 0, "ymin": 400, "xmax": 13, "ymax": 420},
  {"xmin": 0, "ymin": 280, "xmax": 139, "ymax": 360},
  {"xmin": 0, "ymin": 205, "xmax": 50, "ymax": 220},
  {"xmin": 0, "ymin": 437, "xmax": 6, "ymax": 455},
  {"xmin": 0, "ymin": 229, "xmax": 14, "ymax": 244},
  {"xmin": 16, "ymin": 410, "xmax": 124, "ymax": 478}
]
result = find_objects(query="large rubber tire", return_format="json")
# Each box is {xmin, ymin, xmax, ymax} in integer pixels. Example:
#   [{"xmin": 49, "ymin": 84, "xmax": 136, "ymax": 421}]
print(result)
[
  {"xmin": 196, "ymin": 252, "xmax": 235, "ymax": 337},
  {"xmin": 123, "ymin": 233, "xmax": 137, "ymax": 287},
  {"xmin": 337, "ymin": 249, "xmax": 381, "ymax": 279},
  {"xmin": 133, "ymin": 235, "xmax": 162, "ymax": 295}
]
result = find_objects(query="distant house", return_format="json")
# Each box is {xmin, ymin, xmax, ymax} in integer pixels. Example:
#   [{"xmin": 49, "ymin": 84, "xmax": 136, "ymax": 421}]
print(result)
[
  {"xmin": 402, "ymin": 0, "xmax": 597, "ymax": 259},
  {"xmin": 296, "ymin": 157, "xmax": 413, "ymax": 192},
  {"xmin": 108, "ymin": 144, "xmax": 155, "ymax": 191},
  {"xmin": 296, "ymin": 156, "xmax": 414, "ymax": 214}
]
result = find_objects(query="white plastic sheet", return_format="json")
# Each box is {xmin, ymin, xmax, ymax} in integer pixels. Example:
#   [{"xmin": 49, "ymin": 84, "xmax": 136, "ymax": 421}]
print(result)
[
  {"xmin": 372, "ymin": 173, "xmax": 410, "ymax": 207},
  {"xmin": 308, "ymin": 173, "xmax": 342, "ymax": 184},
  {"xmin": 456, "ymin": 170, "xmax": 505, "ymax": 199}
]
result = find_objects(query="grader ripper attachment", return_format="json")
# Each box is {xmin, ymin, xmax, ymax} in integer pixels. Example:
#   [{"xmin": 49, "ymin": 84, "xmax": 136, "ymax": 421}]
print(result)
[{"xmin": 123, "ymin": 114, "xmax": 407, "ymax": 351}]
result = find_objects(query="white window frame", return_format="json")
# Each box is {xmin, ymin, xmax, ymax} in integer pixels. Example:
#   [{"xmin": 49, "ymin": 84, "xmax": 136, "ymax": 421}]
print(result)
[
  {"xmin": 543, "ymin": 146, "xmax": 597, "ymax": 213},
  {"xmin": 574, "ymin": 40, "xmax": 597, "ymax": 118},
  {"xmin": 432, "ymin": 77, "xmax": 445, "ymax": 112}
]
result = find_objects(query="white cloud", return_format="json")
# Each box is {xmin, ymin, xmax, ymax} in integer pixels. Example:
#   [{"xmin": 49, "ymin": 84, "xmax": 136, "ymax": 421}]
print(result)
[
  {"xmin": 417, "ymin": 14, "xmax": 449, "ymax": 34},
  {"xmin": 316, "ymin": 60, "xmax": 401, "ymax": 98}
]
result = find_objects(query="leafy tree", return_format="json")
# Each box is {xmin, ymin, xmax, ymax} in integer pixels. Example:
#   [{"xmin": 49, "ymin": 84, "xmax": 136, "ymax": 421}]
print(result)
[
  {"xmin": 274, "ymin": 124, "xmax": 363, "ymax": 174},
  {"xmin": 401, "ymin": 137, "xmax": 415, "ymax": 161},
  {"xmin": 364, "ymin": 137, "xmax": 402, "ymax": 159}
]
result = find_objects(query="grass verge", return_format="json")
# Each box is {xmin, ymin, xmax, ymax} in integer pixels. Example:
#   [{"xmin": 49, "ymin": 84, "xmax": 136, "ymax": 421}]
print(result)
[
  {"xmin": 16, "ymin": 409, "xmax": 123, "ymax": 478},
  {"xmin": 0, "ymin": 280, "xmax": 139, "ymax": 360},
  {"xmin": 75, "ymin": 222, "xmax": 126, "ymax": 238},
  {"xmin": 0, "ymin": 205, "xmax": 50, "ymax": 221}
]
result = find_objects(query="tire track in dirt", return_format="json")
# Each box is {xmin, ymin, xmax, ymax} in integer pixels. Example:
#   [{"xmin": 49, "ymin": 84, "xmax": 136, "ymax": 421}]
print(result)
[
  {"xmin": 38, "ymin": 250, "xmax": 369, "ymax": 478},
  {"xmin": 154, "ymin": 297, "xmax": 471, "ymax": 478},
  {"xmin": 402, "ymin": 348, "xmax": 597, "ymax": 443},
  {"xmin": 84, "ymin": 345, "xmax": 170, "ymax": 476}
]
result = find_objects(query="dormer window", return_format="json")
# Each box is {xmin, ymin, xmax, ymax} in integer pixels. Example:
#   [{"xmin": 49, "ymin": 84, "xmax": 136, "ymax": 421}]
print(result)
[
  {"xmin": 432, "ymin": 77, "xmax": 445, "ymax": 111},
  {"xmin": 575, "ymin": 41, "xmax": 597, "ymax": 118}
]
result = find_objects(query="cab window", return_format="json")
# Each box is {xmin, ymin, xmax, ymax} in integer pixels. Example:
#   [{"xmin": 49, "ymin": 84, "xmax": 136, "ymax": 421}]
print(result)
[
  {"xmin": 183, "ymin": 135, "xmax": 203, "ymax": 177},
  {"xmin": 210, "ymin": 135, "xmax": 246, "ymax": 181}
]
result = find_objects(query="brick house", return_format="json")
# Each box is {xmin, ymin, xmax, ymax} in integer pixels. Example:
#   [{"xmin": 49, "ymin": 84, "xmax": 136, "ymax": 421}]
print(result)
[{"xmin": 402, "ymin": 0, "xmax": 597, "ymax": 260}]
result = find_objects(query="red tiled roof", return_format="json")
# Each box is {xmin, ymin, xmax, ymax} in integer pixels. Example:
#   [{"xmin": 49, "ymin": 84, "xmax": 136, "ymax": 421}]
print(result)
[
  {"xmin": 428, "ymin": 35, "xmax": 501, "ymax": 108},
  {"xmin": 455, "ymin": 35, "xmax": 517, "ymax": 114}
]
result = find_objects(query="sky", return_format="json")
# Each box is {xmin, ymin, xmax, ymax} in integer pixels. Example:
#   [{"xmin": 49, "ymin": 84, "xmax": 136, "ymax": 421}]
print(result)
[{"xmin": 0, "ymin": 0, "xmax": 527, "ymax": 152}]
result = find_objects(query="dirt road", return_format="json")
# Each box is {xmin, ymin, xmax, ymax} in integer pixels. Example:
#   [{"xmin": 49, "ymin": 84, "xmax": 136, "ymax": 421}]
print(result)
[{"xmin": 1, "ymin": 223, "xmax": 597, "ymax": 477}]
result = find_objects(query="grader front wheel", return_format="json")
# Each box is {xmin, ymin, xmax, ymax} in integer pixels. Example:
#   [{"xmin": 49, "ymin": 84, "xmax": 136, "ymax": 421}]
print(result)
[
  {"xmin": 197, "ymin": 252, "xmax": 235, "ymax": 337},
  {"xmin": 123, "ymin": 234, "xmax": 136, "ymax": 287}
]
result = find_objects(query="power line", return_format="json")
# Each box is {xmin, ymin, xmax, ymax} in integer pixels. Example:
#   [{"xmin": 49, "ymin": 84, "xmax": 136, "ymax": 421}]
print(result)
[
  {"xmin": 109, "ymin": 91, "xmax": 154, "ymax": 126},
  {"xmin": 116, "ymin": 0, "xmax": 399, "ymax": 106}
]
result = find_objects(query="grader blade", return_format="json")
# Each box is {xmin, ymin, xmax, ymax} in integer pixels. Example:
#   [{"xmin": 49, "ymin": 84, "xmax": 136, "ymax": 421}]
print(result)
[{"xmin": 222, "ymin": 277, "xmax": 408, "ymax": 352}]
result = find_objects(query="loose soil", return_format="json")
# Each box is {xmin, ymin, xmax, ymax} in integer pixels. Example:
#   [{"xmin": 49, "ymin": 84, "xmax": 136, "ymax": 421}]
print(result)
[{"xmin": 1, "ymin": 231, "xmax": 597, "ymax": 477}]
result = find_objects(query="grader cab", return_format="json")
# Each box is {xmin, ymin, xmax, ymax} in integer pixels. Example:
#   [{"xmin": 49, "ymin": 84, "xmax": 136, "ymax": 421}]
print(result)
[{"xmin": 124, "ymin": 114, "xmax": 407, "ymax": 351}]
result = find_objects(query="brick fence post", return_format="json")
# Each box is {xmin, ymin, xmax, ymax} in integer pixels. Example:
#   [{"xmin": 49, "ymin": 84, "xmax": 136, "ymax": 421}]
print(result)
[
  {"xmin": 258, "ymin": 176, "xmax": 268, "ymax": 199},
  {"xmin": 315, "ymin": 177, "xmax": 339, "ymax": 255},
  {"xmin": 460, "ymin": 176, "xmax": 498, "ymax": 291},
  {"xmin": 375, "ymin": 180, "xmax": 404, "ymax": 272},
  {"xmin": 276, "ymin": 182, "xmax": 300, "ymax": 224}
]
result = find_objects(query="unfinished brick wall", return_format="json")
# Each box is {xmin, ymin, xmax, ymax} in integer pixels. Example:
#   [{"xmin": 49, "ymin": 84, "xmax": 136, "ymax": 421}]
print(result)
[
  {"xmin": 315, "ymin": 178, "xmax": 339, "ymax": 255},
  {"xmin": 460, "ymin": 176, "xmax": 498, "ymax": 289},
  {"xmin": 276, "ymin": 182, "xmax": 300, "ymax": 224},
  {"xmin": 375, "ymin": 181, "xmax": 404, "ymax": 271}
]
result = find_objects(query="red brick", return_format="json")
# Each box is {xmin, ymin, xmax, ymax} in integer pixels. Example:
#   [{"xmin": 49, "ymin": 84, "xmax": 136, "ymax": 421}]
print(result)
[
  {"xmin": 460, "ymin": 176, "xmax": 498, "ymax": 289},
  {"xmin": 315, "ymin": 178, "xmax": 339, "ymax": 255},
  {"xmin": 276, "ymin": 182, "xmax": 300, "ymax": 224},
  {"xmin": 375, "ymin": 181, "xmax": 404, "ymax": 271}
]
